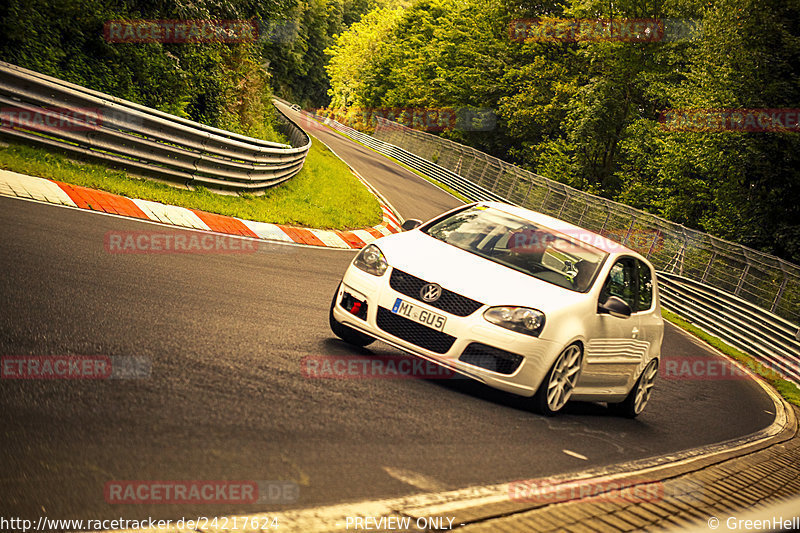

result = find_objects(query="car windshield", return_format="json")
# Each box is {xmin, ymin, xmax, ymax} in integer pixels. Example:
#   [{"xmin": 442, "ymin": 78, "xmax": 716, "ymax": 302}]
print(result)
[{"xmin": 422, "ymin": 206, "xmax": 609, "ymax": 292}]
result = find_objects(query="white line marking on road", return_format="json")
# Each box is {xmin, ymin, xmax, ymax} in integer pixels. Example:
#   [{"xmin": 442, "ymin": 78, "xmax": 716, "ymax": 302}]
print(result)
[{"xmin": 562, "ymin": 449, "xmax": 589, "ymax": 460}]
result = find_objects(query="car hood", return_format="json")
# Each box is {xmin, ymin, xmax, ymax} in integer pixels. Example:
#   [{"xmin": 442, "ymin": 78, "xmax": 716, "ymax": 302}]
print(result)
[{"xmin": 374, "ymin": 231, "xmax": 588, "ymax": 312}]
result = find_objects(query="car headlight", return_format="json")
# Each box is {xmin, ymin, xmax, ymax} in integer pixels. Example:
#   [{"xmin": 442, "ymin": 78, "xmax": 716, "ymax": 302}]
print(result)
[
  {"xmin": 483, "ymin": 306, "xmax": 545, "ymax": 337},
  {"xmin": 353, "ymin": 244, "xmax": 389, "ymax": 276}
]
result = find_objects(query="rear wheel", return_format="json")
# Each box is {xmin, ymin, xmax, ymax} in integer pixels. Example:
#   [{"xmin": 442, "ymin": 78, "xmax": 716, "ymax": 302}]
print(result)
[
  {"xmin": 533, "ymin": 343, "xmax": 583, "ymax": 416},
  {"xmin": 329, "ymin": 285, "xmax": 375, "ymax": 347},
  {"xmin": 610, "ymin": 358, "xmax": 659, "ymax": 418}
]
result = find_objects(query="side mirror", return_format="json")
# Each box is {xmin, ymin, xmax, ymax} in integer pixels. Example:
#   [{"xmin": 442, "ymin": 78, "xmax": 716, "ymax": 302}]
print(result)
[
  {"xmin": 599, "ymin": 296, "xmax": 632, "ymax": 319},
  {"xmin": 401, "ymin": 219, "xmax": 422, "ymax": 231}
]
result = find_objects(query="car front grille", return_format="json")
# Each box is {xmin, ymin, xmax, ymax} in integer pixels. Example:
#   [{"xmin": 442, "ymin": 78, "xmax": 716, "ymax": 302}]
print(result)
[
  {"xmin": 376, "ymin": 307, "xmax": 456, "ymax": 354},
  {"xmin": 389, "ymin": 269, "xmax": 483, "ymax": 317},
  {"xmin": 459, "ymin": 343, "xmax": 523, "ymax": 375}
]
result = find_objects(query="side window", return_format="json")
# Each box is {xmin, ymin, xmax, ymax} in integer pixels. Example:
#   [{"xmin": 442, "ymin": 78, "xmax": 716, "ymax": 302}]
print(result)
[
  {"xmin": 600, "ymin": 258, "xmax": 636, "ymax": 309},
  {"xmin": 637, "ymin": 260, "xmax": 654, "ymax": 311}
]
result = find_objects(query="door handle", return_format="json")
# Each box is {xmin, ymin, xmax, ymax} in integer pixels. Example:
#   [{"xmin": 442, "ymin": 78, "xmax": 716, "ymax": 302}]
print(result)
[{"xmin": 631, "ymin": 327, "xmax": 640, "ymax": 339}]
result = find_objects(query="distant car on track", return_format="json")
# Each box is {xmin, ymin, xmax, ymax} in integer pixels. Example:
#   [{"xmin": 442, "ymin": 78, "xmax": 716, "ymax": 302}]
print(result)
[{"xmin": 330, "ymin": 202, "xmax": 664, "ymax": 417}]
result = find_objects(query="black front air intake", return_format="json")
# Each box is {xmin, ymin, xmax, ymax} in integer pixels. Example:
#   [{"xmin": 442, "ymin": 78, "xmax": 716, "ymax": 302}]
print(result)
[{"xmin": 389, "ymin": 269, "xmax": 483, "ymax": 317}]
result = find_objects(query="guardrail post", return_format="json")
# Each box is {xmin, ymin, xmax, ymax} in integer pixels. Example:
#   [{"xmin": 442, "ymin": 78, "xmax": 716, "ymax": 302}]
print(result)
[
  {"xmin": 477, "ymin": 158, "xmax": 488, "ymax": 184},
  {"xmin": 491, "ymin": 166, "xmax": 503, "ymax": 192},
  {"xmin": 734, "ymin": 263, "xmax": 750, "ymax": 297},
  {"xmin": 599, "ymin": 203, "xmax": 612, "ymax": 235},
  {"xmin": 666, "ymin": 228, "xmax": 687, "ymax": 275},
  {"xmin": 558, "ymin": 191, "xmax": 569, "ymax": 218},
  {"xmin": 646, "ymin": 229, "xmax": 661, "ymax": 259},
  {"xmin": 701, "ymin": 252, "xmax": 717, "ymax": 283},
  {"xmin": 507, "ymin": 172, "xmax": 519, "ymax": 200},
  {"xmin": 522, "ymin": 177, "xmax": 535, "ymax": 206},
  {"xmin": 577, "ymin": 202, "xmax": 589, "ymax": 226},
  {"xmin": 771, "ymin": 269, "xmax": 789, "ymax": 313},
  {"xmin": 622, "ymin": 216, "xmax": 636, "ymax": 246},
  {"xmin": 540, "ymin": 183, "xmax": 552, "ymax": 210}
]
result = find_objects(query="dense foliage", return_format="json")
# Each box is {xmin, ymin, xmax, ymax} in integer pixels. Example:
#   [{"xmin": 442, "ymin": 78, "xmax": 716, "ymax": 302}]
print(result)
[
  {"xmin": 0, "ymin": 0, "xmax": 381, "ymax": 138},
  {"xmin": 1, "ymin": 0, "xmax": 798, "ymax": 262},
  {"xmin": 326, "ymin": 0, "xmax": 800, "ymax": 263}
]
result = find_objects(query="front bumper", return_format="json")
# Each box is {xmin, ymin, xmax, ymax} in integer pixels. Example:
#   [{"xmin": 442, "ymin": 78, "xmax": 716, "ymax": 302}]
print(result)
[{"xmin": 332, "ymin": 264, "xmax": 561, "ymax": 397}]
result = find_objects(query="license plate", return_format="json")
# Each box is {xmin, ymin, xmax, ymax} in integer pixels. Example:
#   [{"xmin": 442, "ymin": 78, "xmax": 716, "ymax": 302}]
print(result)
[{"xmin": 391, "ymin": 298, "xmax": 447, "ymax": 331}]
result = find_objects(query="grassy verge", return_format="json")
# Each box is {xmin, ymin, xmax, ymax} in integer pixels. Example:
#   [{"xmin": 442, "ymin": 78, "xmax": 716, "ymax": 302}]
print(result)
[
  {"xmin": 662, "ymin": 308, "xmax": 800, "ymax": 407},
  {"xmin": 0, "ymin": 140, "xmax": 382, "ymax": 230}
]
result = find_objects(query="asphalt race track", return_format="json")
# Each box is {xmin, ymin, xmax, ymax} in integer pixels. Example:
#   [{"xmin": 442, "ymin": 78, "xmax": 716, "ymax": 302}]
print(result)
[
  {"xmin": 0, "ymin": 120, "xmax": 776, "ymax": 523},
  {"xmin": 289, "ymin": 110, "xmax": 464, "ymax": 222}
]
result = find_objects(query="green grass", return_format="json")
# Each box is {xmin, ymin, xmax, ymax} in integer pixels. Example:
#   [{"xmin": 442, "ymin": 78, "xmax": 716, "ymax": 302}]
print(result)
[
  {"xmin": 662, "ymin": 308, "xmax": 800, "ymax": 407},
  {"xmin": 0, "ymin": 140, "xmax": 382, "ymax": 230}
]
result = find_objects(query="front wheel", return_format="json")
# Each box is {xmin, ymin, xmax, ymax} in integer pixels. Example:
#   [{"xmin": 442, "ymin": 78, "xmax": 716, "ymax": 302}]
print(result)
[
  {"xmin": 532, "ymin": 343, "xmax": 583, "ymax": 416},
  {"xmin": 609, "ymin": 358, "xmax": 659, "ymax": 418},
  {"xmin": 329, "ymin": 285, "xmax": 375, "ymax": 347}
]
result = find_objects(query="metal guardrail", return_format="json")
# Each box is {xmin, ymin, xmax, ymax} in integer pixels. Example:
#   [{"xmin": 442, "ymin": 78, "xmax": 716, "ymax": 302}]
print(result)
[
  {"xmin": 0, "ymin": 62, "xmax": 310, "ymax": 194},
  {"xmin": 658, "ymin": 272, "xmax": 800, "ymax": 383},
  {"xmin": 308, "ymin": 112, "xmax": 506, "ymax": 201},
  {"xmin": 307, "ymin": 110, "xmax": 800, "ymax": 384},
  {"xmin": 368, "ymin": 117, "xmax": 800, "ymax": 327}
]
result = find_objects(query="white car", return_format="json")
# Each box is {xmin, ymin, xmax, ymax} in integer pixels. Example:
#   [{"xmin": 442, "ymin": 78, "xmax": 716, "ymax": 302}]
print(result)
[{"xmin": 330, "ymin": 202, "xmax": 664, "ymax": 417}]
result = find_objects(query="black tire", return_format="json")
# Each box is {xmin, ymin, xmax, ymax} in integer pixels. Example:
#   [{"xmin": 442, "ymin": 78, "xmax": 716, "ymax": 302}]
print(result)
[
  {"xmin": 532, "ymin": 343, "xmax": 583, "ymax": 416},
  {"xmin": 609, "ymin": 359, "xmax": 659, "ymax": 418},
  {"xmin": 329, "ymin": 285, "xmax": 375, "ymax": 347}
]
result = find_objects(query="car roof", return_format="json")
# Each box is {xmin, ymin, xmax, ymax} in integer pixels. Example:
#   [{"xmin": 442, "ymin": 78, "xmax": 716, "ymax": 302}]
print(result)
[{"xmin": 480, "ymin": 201, "xmax": 641, "ymax": 257}]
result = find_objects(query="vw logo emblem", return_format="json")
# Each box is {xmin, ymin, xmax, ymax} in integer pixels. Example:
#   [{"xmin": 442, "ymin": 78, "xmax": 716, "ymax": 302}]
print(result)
[{"xmin": 420, "ymin": 283, "xmax": 442, "ymax": 303}]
